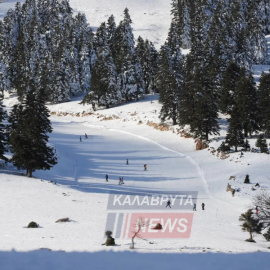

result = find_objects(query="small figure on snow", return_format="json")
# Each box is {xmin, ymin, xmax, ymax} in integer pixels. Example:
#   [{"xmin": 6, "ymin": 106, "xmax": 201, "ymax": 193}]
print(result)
[
  {"xmin": 80, "ymin": 136, "xmax": 82, "ymax": 142},
  {"xmin": 126, "ymin": 159, "xmax": 129, "ymax": 165},
  {"xmin": 256, "ymin": 206, "xmax": 259, "ymax": 215},
  {"xmin": 193, "ymin": 203, "xmax": 197, "ymax": 211},
  {"xmin": 118, "ymin": 177, "xmax": 122, "ymax": 185},
  {"xmin": 202, "ymin": 202, "xmax": 205, "ymax": 210},
  {"xmin": 166, "ymin": 200, "xmax": 171, "ymax": 208},
  {"xmin": 85, "ymin": 133, "xmax": 88, "ymax": 139},
  {"xmin": 105, "ymin": 174, "xmax": 108, "ymax": 182},
  {"xmin": 144, "ymin": 164, "xmax": 147, "ymax": 171}
]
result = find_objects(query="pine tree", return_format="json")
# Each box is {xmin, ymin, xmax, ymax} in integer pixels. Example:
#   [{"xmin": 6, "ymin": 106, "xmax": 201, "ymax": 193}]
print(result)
[
  {"xmin": 107, "ymin": 15, "xmax": 116, "ymax": 58},
  {"xmin": 239, "ymin": 209, "xmax": 263, "ymax": 242},
  {"xmin": 171, "ymin": 0, "xmax": 191, "ymax": 49},
  {"xmin": 234, "ymin": 69, "xmax": 259, "ymax": 137},
  {"xmin": 219, "ymin": 61, "xmax": 240, "ymax": 114},
  {"xmin": 225, "ymin": 107, "xmax": 244, "ymax": 152},
  {"xmin": 217, "ymin": 141, "xmax": 230, "ymax": 153},
  {"xmin": 118, "ymin": 55, "xmax": 145, "ymax": 102},
  {"xmin": 188, "ymin": 66, "xmax": 220, "ymax": 141},
  {"xmin": 81, "ymin": 53, "xmax": 118, "ymax": 108},
  {"xmin": 228, "ymin": 0, "xmax": 253, "ymax": 70},
  {"xmin": 179, "ymin": 55, "xmax": 196, "ymax": 127},
  {"xmin": 255, "ymin": 134, "xmax": 269, "ymax": 154},
  {"xmin": 113, "ymin": 8, "xmax": 135, "ymax": 74},
  {"xmin": 156, "ymin": 44, "xmax": 179, "ymax": 125},
  {"xmin": 189, "ymin": 0, "xmax": 207, "ymax": 67},
  {"xmin": 257, "ymin": 72, "xmax": 270, "ymax": 137},
  {"xmin": 246, "ymin": 1, "xmax": 269, "ymax": 64},
  {"xmin": 157, "ymin": 22, "xmax": 184, "ymax": 126},
  {"xmin": 135, "ymin": 37, "xmax": 158, "ymax": 94},
  {"xmin": 0, "ymin": 96, "xmax": 8, "ymax": 162},
  {"xmin": 8, "ymin": 86, "xmax": 57, "ymax": 177},
  {"xmin": 0, "ymin": 22, "xmax": 11, "ymax": 94},
  {"xmin": 243, "ymin": 139, "xmax": 250, "ymax": 152}
]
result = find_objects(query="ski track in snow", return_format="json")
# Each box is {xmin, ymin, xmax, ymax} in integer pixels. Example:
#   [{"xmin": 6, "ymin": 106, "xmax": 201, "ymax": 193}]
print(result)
[
  {"xmin": 83, "ymin": 122, "xmax": 237, "ymax": 209},
  {"xmin": 2, "ymin": 94, "xmax": 270, "ymax": 260}
]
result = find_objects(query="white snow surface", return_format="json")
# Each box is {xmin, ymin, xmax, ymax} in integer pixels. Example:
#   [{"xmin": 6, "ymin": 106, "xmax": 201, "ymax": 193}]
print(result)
[
  {"xmin": 1, "ymin": 94, "xmax": 270, "ymax": 269},
  {"xmin": 1, "ymin": 1, "xmax": 270, "ymax": 269},
  {"xmin": 71, "ymin": 0, "xmax": 171, "ymax": 49}
]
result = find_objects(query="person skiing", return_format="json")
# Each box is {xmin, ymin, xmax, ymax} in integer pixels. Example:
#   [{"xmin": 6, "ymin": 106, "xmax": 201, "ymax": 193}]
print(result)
[
  {"xmin": 126, "ymin": 159, "xmax": 129, "ymax": 165},
  {"xmin": 256, "ymin": 206, "xmax": 259, "ymax": 215},
  {"xmin": 105, "ymin": 174, "xmax": 108, "ymax": 182},
  {"xmin": 144, "ymin": 164, "xmax": 147, "ymax": 171},
  {"xmin": 202, "ymin": 202, "xmax": 205, "ymax": 210},
  {"xmin": 118, "ymin": 177, "xmax": 122, "ymax": 185},
  {"xmin": 166, "ymin": 200, "xmax": 171, "ymax": 208},
  {"xmin": 85, "ymin": 133, "xmax": 88, "ymax": 139},
  {"xmin": 193, "ymin": 203, "xmax": 197, "ymax": 211},
  {"xmin": 80, "ymin": 136, "xmax": 82, "ymax": 142}
]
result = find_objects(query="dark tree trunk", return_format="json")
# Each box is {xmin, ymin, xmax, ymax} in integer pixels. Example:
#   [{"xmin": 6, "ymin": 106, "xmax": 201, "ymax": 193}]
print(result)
[
  {"xmin": 206, "ymin": 131, "xmax": 209, "ymax": 141},
  {"xmin": 27, "ymin": 168, "xmax": 33, "ymax": 177},
  {"xmin": 249, "ymin": 231, "xmax": 253, "ymax": 241},
  {"xmin": 172, "ymin": 115, "xmax": 177, "ymax": 125}
]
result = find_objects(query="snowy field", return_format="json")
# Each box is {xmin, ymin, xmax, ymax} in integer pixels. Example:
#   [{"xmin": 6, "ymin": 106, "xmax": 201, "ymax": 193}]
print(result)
[
  {"xmin": 1, "ymin": 94, "xmax": 270, "ymax": 269},
  {"xmin": 1, "ymin": 1, "xmax": 270, "ymax": 269}
]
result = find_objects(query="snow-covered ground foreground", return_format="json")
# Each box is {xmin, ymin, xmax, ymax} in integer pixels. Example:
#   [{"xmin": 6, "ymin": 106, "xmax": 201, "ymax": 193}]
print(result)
[{"xmin": 1, "ymin": 94, "xmax": 270, "ymax": 269}]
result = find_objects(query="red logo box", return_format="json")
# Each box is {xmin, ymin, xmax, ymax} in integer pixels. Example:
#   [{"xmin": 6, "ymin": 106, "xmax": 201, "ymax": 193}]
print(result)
[{"xmin": 124, "ymin": 213, "xmax": 194, "ymax": 239}]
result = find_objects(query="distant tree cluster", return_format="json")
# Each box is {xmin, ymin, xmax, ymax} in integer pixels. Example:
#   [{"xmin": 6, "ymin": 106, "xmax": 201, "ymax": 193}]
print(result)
[
  {"xmin": 157, "ymin": 0, "xmax": 270, "ymax": 145},
  {"xmin": 0, "ymin": 0, "xmax": 158, "ymax": 106},
  {"xmin": 81, "ymin": 8, "xmax": 158, "ymax": 108}
]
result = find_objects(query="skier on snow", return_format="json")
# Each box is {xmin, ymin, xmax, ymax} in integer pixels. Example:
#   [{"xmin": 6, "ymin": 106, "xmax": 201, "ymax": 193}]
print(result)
[{"xmin": 166, "ymin": 200, "xmax": 171, "ymax": 208}]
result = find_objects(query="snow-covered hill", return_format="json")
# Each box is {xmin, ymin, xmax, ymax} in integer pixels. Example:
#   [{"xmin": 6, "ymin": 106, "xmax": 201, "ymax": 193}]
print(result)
[
  {"xmin": 1, "ymin": 1, "xmax": 270, "ymax": 269},
  {"xmin": 0, "ymin": 0, "xmax": 171, "ymax": 48},
  {"xmin": 1, "ymin": 94, "xmax": 270, "ymax": 269}
]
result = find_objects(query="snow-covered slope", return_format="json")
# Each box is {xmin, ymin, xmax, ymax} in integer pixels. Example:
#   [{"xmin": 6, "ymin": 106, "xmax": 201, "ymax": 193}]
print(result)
[
  {"xmin": 1, "ymin": 93, "xmax": 270, "ymax": 269},
  {"xmin": 2, "ymin": 94, "xmax": 270, "ymax": 248},
  {"xmin": 0, "ymin": 0, "xmax": 171, "ymax": 48},
  {"xmin": 70, "ymin": 0, "xmax": 171, "ymax": 48},
  {"xmin": 0, "ymin": 0, "xmax": 22, "ymax": 19}
]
